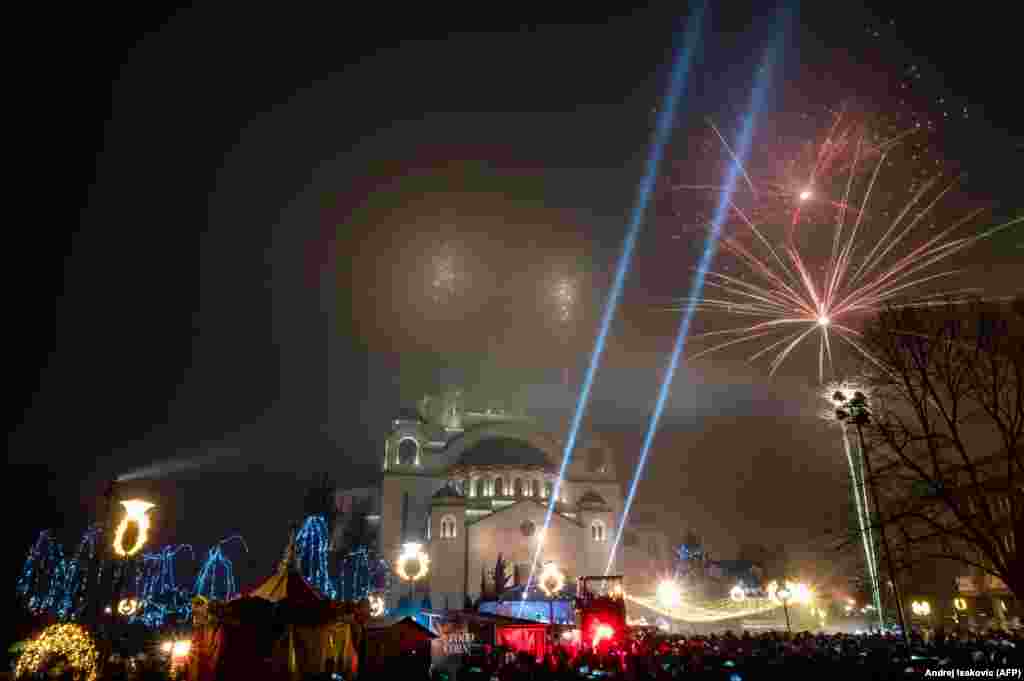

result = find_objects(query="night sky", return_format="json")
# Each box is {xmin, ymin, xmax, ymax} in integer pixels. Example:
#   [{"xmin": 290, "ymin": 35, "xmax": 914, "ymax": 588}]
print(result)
[{"xmin": 6, "ymin": 2, "xmax": 1022, "ymax": 594}]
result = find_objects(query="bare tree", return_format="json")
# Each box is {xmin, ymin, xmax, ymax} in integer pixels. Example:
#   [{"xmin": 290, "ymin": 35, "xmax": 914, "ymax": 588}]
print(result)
[{"xmin": 853, "ymin": 299, "xmax": 1023, "ymax": 600}]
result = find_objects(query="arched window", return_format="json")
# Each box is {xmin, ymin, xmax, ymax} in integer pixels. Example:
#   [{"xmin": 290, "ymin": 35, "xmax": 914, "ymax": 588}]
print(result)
[
  {"xmin": 475, "ymin": 479, "xmax": 484, "ymax": 498},
  {"xmin": 532, "ymin": 479, "xmax": 540, "ymax": 498},
  {"xmin": 440, "ymin": 515, "xmax": 457, "ymax": 539},
  {"xmin": 591, "ymin": 520, "xmax": 606, "ymax": 542},
  {"xmin": 514, "ymin": 478, "xmax": 523, "ymax": 497},
  {"xmin": 494, "ymin": 477, "xmax": 504, "ymax": 497},
  {"xmin": 397, "ymin": 438, "xmax": 418, "ymax": 466}
]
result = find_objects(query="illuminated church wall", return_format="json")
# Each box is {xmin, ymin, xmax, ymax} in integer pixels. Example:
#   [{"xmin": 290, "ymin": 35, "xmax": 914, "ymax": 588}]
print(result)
[{"xmin": 465, "ymin": 501, "xmax": 580, "ymax": 602}]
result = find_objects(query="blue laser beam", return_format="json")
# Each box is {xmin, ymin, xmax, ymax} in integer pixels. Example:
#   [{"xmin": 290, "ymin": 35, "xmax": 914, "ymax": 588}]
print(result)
[
  {"xmin": 520, "ymin": 4, "xmax": 708, "ymax": 615},
  {"xmin": 606, "ymin": 3, "xmax": 797, "ymax": 575}
]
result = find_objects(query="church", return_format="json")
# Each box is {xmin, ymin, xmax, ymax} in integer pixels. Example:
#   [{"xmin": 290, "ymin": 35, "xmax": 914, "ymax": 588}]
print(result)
[{"xmin": 333, "ymin": 388, "xmax": 666, "ymax": 611}]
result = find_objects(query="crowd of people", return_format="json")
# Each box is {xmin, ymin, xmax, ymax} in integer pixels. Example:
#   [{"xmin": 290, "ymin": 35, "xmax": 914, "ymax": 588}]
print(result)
[{"xmin": 448, "ymin": 628, "xmax": 1023, "ymax": 681}]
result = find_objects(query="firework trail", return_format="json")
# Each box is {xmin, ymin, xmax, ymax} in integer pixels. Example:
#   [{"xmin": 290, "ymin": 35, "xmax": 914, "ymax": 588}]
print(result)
[
  {"xmin": 673, "ymin": 111, "xmax": 1022, "ymax": 381},
  {"xmin": 822, "ymin": 381, "xmax": 883, "ymax": 629}
]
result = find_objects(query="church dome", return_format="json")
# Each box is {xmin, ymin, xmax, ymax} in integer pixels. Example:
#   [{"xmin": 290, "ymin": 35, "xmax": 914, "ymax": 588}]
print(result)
[
  {"xmin": 577, "ymin": 491, "xmax": 608, "ymax": 508},
  {"xmin": 457, "ymin": 438, "xmax": 551, "ymax": 468},
  {"xmin": 432, "ymin": 484, "xmax": 464, "ymax": 504}
]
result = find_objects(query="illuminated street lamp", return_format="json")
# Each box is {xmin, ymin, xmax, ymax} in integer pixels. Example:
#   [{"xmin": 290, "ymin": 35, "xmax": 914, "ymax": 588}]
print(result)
[
  {"xmin": 538, "ymin": 562, "xmax": 566, "ymax": 624},
  {"xmin": 656, "ymin": 579, "xmax": 683, "ymax": 611},
  {"xmin": 395, "ymin": 542, "xmax": 430, "ymax": 603},
  {"xmin": 113, "ymin": 500, "xmax": 156, "ymax": 557},
  {"xmin": 777, "ymin": 586, "xmax": 793, "ymax": 633}
]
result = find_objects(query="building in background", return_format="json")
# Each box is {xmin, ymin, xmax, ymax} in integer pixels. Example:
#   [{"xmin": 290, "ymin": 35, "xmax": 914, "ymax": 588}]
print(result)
[{"xmin": 334, "ymin": 387, "xmax": 670, "ymax": 611}]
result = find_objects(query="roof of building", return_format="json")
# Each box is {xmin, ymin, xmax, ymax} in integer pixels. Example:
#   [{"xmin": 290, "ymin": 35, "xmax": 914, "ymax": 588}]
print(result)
[
  {"xmin": 577, "ymin": 490, "xmax": 607, "ymax": 506},
  {"xmin": 431, "ymin": 484, "xmax": 465, "ymax": 504},
  {"xmin": 457, "ymin": 437, "xmax": 550, "ymax": 468}
]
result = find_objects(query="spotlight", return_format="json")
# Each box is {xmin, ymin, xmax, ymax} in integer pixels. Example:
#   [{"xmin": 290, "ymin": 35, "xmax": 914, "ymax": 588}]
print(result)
[
  {"xmin": 817, "ymin": 315, "xmax": 830, "ymax": 327},
  {"xmin": 799, "ymin": 189, "xmax": 813, "ymax": 201}
]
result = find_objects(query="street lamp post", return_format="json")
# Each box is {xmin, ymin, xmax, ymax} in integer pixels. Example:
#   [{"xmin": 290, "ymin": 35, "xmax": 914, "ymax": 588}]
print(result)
[
  {"xmin": 396, "ymin": 542, "xmax": 429, "ymax": 607},
  {"xmin": 836, "ymin": 392, "xmax": 911, "ymax": 656},
  {"xmin": 777, "ymin": 586, "xmax": 793, "ymax": 634}
]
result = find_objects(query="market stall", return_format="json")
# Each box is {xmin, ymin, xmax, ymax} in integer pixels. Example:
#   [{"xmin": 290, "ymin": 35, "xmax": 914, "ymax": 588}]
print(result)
[
  {"xmin": 363, "ymin": 616, "xmax": 436, "ymax": 676},
  {"xmin": 188, "ymin": 538, "xmax": 367, "ymax": 681}
]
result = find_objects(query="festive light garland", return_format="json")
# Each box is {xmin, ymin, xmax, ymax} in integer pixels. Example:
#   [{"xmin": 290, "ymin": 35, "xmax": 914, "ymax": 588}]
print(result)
[
  {"xmin": 194, "ymin": 536, "xmax": 248, "ymax": 602},
  {"xmin": 339, "ymin": 547, "xmax": 390, "ymax": 602},
  {"xmin": 16, "ymin": 530, "xmax": 66, "ymax": 615},
  {"xmin": 395, "ymin": 542, "xmax": 430, "ymax": 582},
  {"xmin": 56, "ymin": 525, "xmax": 103, "ymax": 621},
  {"xmin": 538, "ymin": 563, "xmax": 566, "ymax": 597},
  {"xmin": 15, "ymin": 623, "xmax": 99, "ymax": 681},
  {"xmin": 296, "ymin": 515, "xmax": 337, "ymax": 598},
  {"xmin": 113, "ymin": 500, "xmax": 155, "ymax": 558}
]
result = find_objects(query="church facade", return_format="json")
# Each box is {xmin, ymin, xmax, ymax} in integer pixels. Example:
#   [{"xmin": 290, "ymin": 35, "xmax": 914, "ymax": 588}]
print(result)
[{"xmin": 334, "ymin": 389, "xmax": 633, "ymax": 610}]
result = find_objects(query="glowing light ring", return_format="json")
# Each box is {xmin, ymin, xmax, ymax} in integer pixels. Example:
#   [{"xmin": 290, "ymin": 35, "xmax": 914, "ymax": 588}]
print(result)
[
  {"xmin": 368, "ymin": 594, "xmax": 385, "ymax": 617},
  {"xmin": 113, "ymin": 500, "xmax": 155, "ymax": 557},
  {"xmin": 118, "ymin": 598, "xmax": 139, "ymax": 616},
  {"xmin": 15, "ymin": 623, "xmax": 99, "ymax": 681},
  {"xmin": 538, "ymin": 563, "xmax": 565, "ymax": 597},
  {"xmin": 730, "ymin": 585, "xmax": 746, "ymax": 602},
  {"xmin": 395, "ymin": 542, "xmax": 429, "ymax": 582},
  {"xmin": 953, "ymin": 597, "xmax": 967, "ymax": 612}
]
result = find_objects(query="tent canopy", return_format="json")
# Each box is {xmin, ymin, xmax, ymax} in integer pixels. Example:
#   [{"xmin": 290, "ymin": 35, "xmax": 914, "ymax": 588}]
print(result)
[
  {"xmin": 366, "ymin": 616, "xmax": 437, "ymax": 639},
  {"xmin": 245, "ymin": 569, "xmax": 325, "ymax": 607}
]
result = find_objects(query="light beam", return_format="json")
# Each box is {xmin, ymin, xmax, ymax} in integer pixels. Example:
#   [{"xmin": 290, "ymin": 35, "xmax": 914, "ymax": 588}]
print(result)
[
  {"xmin": 520, "ymin": 4, "xmax": 708, "ymax": 613},
  {"xmin": 606, "ymin": 2, "xmax": 795, "ymax": 574}
]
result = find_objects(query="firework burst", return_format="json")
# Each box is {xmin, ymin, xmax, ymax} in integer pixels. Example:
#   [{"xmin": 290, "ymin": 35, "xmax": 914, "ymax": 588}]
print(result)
[{"xmin": 673, "ymin": 111, "xmax": 1022, "ymax": 381}]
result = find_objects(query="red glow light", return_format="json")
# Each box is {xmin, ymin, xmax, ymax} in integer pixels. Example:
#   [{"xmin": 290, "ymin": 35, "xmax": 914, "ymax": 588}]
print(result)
[{"xmin": 592, "ymin": 622, "xmax": 615, "ymax": 648}]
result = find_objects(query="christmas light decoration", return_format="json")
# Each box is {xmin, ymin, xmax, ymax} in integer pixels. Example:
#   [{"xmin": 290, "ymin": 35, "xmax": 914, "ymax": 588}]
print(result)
[
  {"xmin": 395, "ymin": 542, "xmax": 429, "ymax": 582},
  {"xmin": 118, "ymin": 598, "xmax": 139, "ymax": 616},
  {"xmin": 16, "ymin": 529, "xmax": 66, "ymax": 615},
  {"xmin": 194, "ymin": 536, "xmax": 247, "ymax": 601},
  {"xmin": 56, "ymin": 525, "xmax": 103, "ymax": 621},
  {"xmin": 15, "ymin": 623, "xmax": 99, "ymax": 681},
  {"xmin": 538, "ymin": 562, "xmax": 565, "ymax": 597},
  {"xmin": 296, "ymin": 515, "xmax": 337, "ymax": 598},
  {"xmin": 368, "ymin": 593, "xmax": 385, "ymax": 617},
  {"xmin": 129, "ymin": 544, "xmax": 194, "ymax": 628},
  {"xmin": 339, "ymin": 547, "xmax": 390, "ymax": 602},
  {"xmin": 626, "ymin": 591, "xmax": 780, "ymax": 623},
  {"xmin": 113, "ymin": 499, "xmax": 155, "ymax": 557}
]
